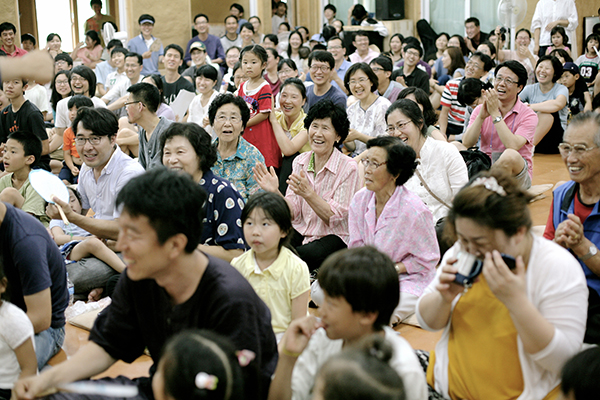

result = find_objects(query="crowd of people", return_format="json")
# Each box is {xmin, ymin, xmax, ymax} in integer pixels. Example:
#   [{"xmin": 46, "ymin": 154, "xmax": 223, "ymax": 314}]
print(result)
[{"xmin": 1, "ymin": 0, "xmax": 600, "ymax": 399}]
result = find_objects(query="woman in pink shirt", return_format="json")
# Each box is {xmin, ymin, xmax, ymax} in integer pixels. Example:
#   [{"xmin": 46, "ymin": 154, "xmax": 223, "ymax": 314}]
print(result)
[
  {"xmin": 349, "ymin": 136, "xmax": 439, "ymax": 324},
  {"xmin": 71, "ymin": 31, "xmax": 103, "ymax": 69}
]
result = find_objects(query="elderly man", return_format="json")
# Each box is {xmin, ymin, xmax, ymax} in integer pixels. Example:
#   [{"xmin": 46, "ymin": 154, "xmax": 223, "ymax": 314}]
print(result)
[{"xmin": 544, "ymin": 112, "xmax": 600, "ymax": 344}]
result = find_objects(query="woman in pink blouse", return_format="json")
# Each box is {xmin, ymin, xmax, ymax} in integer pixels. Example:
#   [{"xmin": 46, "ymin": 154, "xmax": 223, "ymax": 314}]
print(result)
[
  {"xmin": 71, "ymin": 30, "xmax": 103, "ymax": 69},
  {"xmin": 349, "ymin": 136, "xmax": 439, "ymax": 324}
]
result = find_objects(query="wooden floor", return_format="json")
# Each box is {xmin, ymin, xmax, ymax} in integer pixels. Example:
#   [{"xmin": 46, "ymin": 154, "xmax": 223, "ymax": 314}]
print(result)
[{"xmin": 59, "ymin": 153, "xmax": 570, "ymax": 378}]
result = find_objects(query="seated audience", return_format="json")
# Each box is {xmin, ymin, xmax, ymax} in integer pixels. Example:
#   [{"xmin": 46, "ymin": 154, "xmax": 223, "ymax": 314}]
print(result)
[
  {"xmin": 100, "ymin": 47, "xmax": 127, "ymax": 95},
  {"xmin": 455, "ymin": 77, "xmax": 492, "ymax": 141},
  {"xmin": 181, "ymin": 41, "xmax": 221, "ymax": 85},
  {"xmin": 561, "ymin": 62, "xmax": 593, "ymax": 116},
  {"xmin": 186, "ymin": 64, "xmax": 219, "ymax": 130},
  {"xmin": 417, "ymin": 169, "xmax": 588, "ymax": 400},
  {"xmin": 0, "ymin": 22, "xmax": 27, "ymax": 57},
  {"xmin": 184, "ymin": 13, "xmax": 225, "ymax": 66},
  {"xmin": 394, "ymin": 36, "xmax": 432, "ymax": 78},
  {"xmin": 267, "ymin": 246, "xmax": 427, "ymax": 400},
  {"xmin": 464, "ymin": 17, "xmax": 488, "ymax": 54},
  {"xmin": 369, "ymin": 56, "xmax": 405, "ymax": 104},
  {"xmin": 544, "ymin": 112, "xmax": 600, "ymax": 344},
  {"xmin": 264, "ymin": 48, "xmax": 281, "ymax": 96},
  {"xmin": 430, "ymin": 47, "xmax": 466, "ymax": 108},
  {"xmin": 102, "ymin": 52, "xmax": 144, "ymax": 116},
  {"xmin": 95, "ymin": 39, "xmax": 124, "ymax": 96},
  {"xmin": 431, "ymin": 32, "xmax": 450, "ymax": 76},
  {"xmin": 349, "ymin": 31, "xmax": 380, "ymax": 64},
  {"xmin": 390, "ymin": 43, "xmax": 429, "ymax": 94},
  {"xmin": 71, "ymin": 30, "xmax": 103, "ymax": 69},
  {"xmin": 127, "ymin": 14, "xmax": 164, "ymax": 76},
  {"xmin": 386, "ymin": 33, "xmax": 404, "ymax": 65},
  {"xmin": 59, "ymin": 95, "xmax": 93, "ymax": 184},
  {"xmin": 162, "ymin": 44, "xmax": 195, "ymax": 105},
  {"xmin": 141, "ymin": 74, "xmax": 176, "ymax": 120},
  {"xmin": 49, "ymin": 70, "xmax": 72, "ymax": 123},
  {"xmin": 281, "ymin": 31, "xmax": 308, "ymax": 74},
  {"xmin": 324, "ymin": 36, "xmax": 352, "ymax": 94},
  {"xmin": 45, "ymin": 33, "xmax": 64, "ymax": 59},
  {"xmin": 575, "ymin": 33, "xmax": 600, "ymax": 92},
  {"xmin": 497, "ymin": 28, "xmax": 538, "ymax": 85},
  {"xmin": 398, "ymin": 87, "xmax": 446, "ymax": 141},
  {"xmin": 304, "ymin": 51, "xmax": 346, "ymax": 112}
]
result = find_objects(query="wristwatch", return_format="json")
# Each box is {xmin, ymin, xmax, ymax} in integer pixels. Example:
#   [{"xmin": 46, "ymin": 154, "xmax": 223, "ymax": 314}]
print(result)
[
  {"xmin": 492, "ymin": 115, "xmax": 503, "ymax": 124},
  {"xmin": 581, "ymin": 244, "xmax": 598, "ymax": 261}
]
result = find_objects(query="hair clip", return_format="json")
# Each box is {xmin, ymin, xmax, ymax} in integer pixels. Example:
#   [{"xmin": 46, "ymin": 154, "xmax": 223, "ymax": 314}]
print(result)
[
  {"xmin": 236, "ymin": 350, "xmax": 256, "ymax": 367},
  {"xmin": 471, "ymin": 176, "xmax": 506, "ymax": 196},
  {"xmin": 195, "ymin": 372, "xmax": 219, "ymax": 391}
]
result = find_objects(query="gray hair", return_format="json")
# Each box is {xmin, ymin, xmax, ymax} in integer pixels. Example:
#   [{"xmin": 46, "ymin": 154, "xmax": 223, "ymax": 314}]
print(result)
[{"xmin": 565, "ymin": 112, "xmax": 600, "ymax": 147}]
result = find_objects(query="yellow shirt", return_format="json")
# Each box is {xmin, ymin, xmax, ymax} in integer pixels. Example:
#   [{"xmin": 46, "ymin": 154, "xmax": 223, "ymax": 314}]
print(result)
[
  {"xmin": 0, "ymin": 173, "xmax": 49, "ymax": 226},
  {"xmin": 275, "ymin": 110, "xmax": 311, "ymax": 154},
  {"xmin": 231, "ymin": 247, "xmax": 310, "ymax": 333}
]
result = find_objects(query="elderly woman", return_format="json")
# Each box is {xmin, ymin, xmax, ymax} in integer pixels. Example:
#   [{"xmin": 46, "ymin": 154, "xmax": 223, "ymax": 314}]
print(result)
[
  {"xmin": 160, "ymin": 122, "xmax": 245, "ymax": 262},
  {"xmin": 417, "ymin": 169, "xmax": 587, "ymax": 399},
  {"xmin": 208, "ymin": 93, "xmax": 265, "ymax": 201},
  {"xmin": 71, "ymin": 30, "xmax": 103, "ymax": 69},
  {"xmin": 254, "ymin": 100, "xmax": 360, "ymax": 272},
  {"xmin": 349, "ymin": 136, "xmax": 438, "ymax": 324},
  {"xmin": 344, "ymin": 63, "xmax": 391, "ymax": 157}
]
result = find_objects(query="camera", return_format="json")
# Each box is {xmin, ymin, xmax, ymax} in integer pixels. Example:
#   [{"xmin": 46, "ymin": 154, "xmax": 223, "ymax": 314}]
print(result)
[{"xmin": 453, "ymin": 251, "xmax": 516, "ymax": 288}]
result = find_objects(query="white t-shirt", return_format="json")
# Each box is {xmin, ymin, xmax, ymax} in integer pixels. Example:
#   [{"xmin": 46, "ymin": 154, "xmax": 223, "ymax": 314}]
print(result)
[
  {"xmin": 104, "ymin": 70, "xmax": 128, "ymax": 91},
  {"xmin": 188, "ymin": 90, "xmax": 219, "ymax": 131},
  {"xmin": 0, "ymin": 301, "xmax": 35, "ymax": 389},
  {"xmin": 24, "ymin": 84, "xmax": 50, "ymax": 114},
  {"xmin": 55, "ymin": 96, "xmax": 107, "ymax": 129}
]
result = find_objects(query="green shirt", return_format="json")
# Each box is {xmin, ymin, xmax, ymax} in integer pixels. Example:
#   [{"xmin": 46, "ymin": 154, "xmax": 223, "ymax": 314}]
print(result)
[{"xmin": 0, "ymin": 173, "xmax": 49, "ymax": 226}]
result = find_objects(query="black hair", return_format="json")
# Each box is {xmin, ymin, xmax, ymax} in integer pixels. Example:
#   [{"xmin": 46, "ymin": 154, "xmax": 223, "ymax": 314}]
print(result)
[
  {"xmin": 116, "ymin": 168, "xmax": 207, "ymax": 253},
  {"xmin": 345, "ymin": 63, "xmax": 378, "ymax": 94},
  {"xmin": 138, "ymin": 14, "xmax": 155, "ymax": 25},
  {"xmin": 495, "ymin": 60, "xmax": 528, "ymax": 89},
  {"xmin": 465, "ymin": 17, "xmax": 480, "ymax": 27},
  {"xmin": 479, "ymin": 40, "xmax": 496, "ymax": 56},
  {"xmin": 319, "ymin": 335, "xmax": 406, "ymax": 400},
  {"xmin": 226, "ymin": 46, "xmax": 241, "ymax": 57},
  {"xmin": 327, "ymin": 35, "xmax": 344, "ymax": 48},
  {"xmin": 240, "ymin": 22, "xmax": 255, "ymax": 34},
  {"xmin": 280, "ymin": 77, "xmax": 306, "ymax": 100},
  {"xmin": 71, "ymin": 65, "xmax": 97, "ymax": 97},
  {"xmin": 0, "ymin": 242, "xmax": 8, "ymax": 302},
  {"xmin": 469, "ymin": 51, "xmax": 494, "ymax": 73},
  {"xmin": 208, "ymin": 93, "xmax": 251, "ymax": 129},
  {"xmin": 550, "ymin": 26, "xmax": 569, "ymax": 46},
  {"xmin": 264, "ymin": 34, "xmax": 279, "ymax": 46},
  {"xmin": 230, "ymin": 3, "xmax": 244, "ymax": 14},
  {"xmin": 287, "ymin": 31, "xmax": 304, "ymax": 57},
  {"xmin": 47, "ymin": 33, "xmax": 62, "ymax": 42},
  {"xmin": 67, "ymin": 94, "xmax": 94, "ymax": 110},
  {"xmin": 585, "ymin": 33, "xmax": 600, "ymax": 52},
  {"xmin": 72, "ymin": 107, "xmax": 118, "ymax": 138},
  {"xmin": 6, "ymin": 131, "xmax": 42, "ymax": 168},
  {"xmin": 536, "ymin": 55, "xmax": 563, "ymax": 83},
  {"xmin": 403, "ymin": 43, "xmax": 422, "ymax": 58},
  {"xmin": 111, "ymin": 47, "xmax": 127, "ymax": 57},
  {"xmin": 324, "ymin": 4, "xmax": 336, "ymax": 13},
  {"xmin": 313, "ymin": 44, "xmax": 326, "ymax": 51},
  {"xmin": 232, "ymin": 61, "xmax": 243, "ymax": 76},
  {"xmin": 351, "ymin": 4, "xmax": 368, "ymax": 21},
  {"xmin": 160, "ymin": 122, "xmax": 217, "ymax": 173},
  {"xmin": 297, "ymin": 26, "xmax": 309, "ymax": 37},
  {"xmin": 489, "ymin": 28, "xmax": 506, "ymax": 43},
  {"xmin": 125, "ymin": 52, "xmax": 143, "ymax": 65},
  {"xmin": 385, "ymin": 99, "xmax": 427, "ymax": 137},
  {"xmin": 165, "ymin": 43, "xmax": 184, "ymax": 60},
  {"xmin": 127, "ymin": 82, "xmax": 160, "ymax": 113},
  {"xmin": 249, "ymin": 16, "xmax": 261, "ymax": 24},
  {"xmin": 278, "ymin": 58, "xmax": 298, "ymax": 72},
  {"xmin": 389, "ymin": 33, "xmax": 404, "ymax": 49},
  {"xmin": 242, "ymin": 192, "xmax": 292, "ymax": 249},
  {"xmin": 21, "ymin": 34, "xmax": 36, "ymax": 46},
  {"xmin": 515, "ymin": 28, "xmax": 531, "ymax": 39},
  {"xmin": 366, "ymin": 136, "xmax": 417, "ymax": 186},
  {"xmin": 370, "ymin": 56, "xmax": 393, "ymax": 73},
  {"xmin": 304, "ymin": 99, "xmax": 349, "ymax": 144},
  {"xmin": 279, "ymin": 22, "xmax": 291, "ymax": 32},
  {"xmin": 457, "ymin": 78, "xmax": 489, "ymax": 107},
  {"xmin": 436, "ymin": 32, "xmax": 450, "ymax": 42},
  {"xmin": 449, "ymin": 34, "xmax": 469, "ymax": 57},
  {"xmin": 353, "ymin": 30, "xmax": 370, "ymax": 41},
  {"xmin": 102, "ymin": 21, "xmax": 118, "ymax": 32},
  {"xmin": 445, "ymin": 47, "xmax": 466, "ymax": 76},
  {"xmin": 55, "ymin": 52, "xmax": 73, "ymax": 66},
  {"xmin": 224, "ymin": 15, "xmax": 238, "ymax": 24},
  {"xmin": 194, "ymin": 13, "xmax": 209, "ymax": 23},
  {"xmin": 0, "ymin": 22, "xmax": 16, "ymax": 34},
  {"xmin": 50, "ymin": 70, "xmax": 72, "ymax": 110},
  {"xmin": 397, "ymin": 87, "xmax": 438, "ymax": 128},
  {"xmin": 308, "ymin": 50, "xmax": 335, "ymax": 69},
  {"xmin": 85, "ymin": 30, "xmax": 101, "ymax": 48},
  {"xmin": 322, "ymin": 26, "xmax": 337, "ymax": 43},
  {"xmin": 561, "ymin": 347, "xmax": 600, "ymax": 400},
  {"xmin": 194, "ymin": 64, "xmax": 218, "ymax": 82},
  {"xmin": 318, "ymin": 247, "xmax": 399, "ymax": 330},
  {"xmin": 106, "ymin": 39, "xmax": 124, "ymax": 50},
  {"xmin": 90, "ymin": 0, "xmax": 102, "ymax": 6},
  {"xmin": 266, "ymin": 47, "xmax": 280, "ymax": 62},
  {"xmin": 142, "ymin": 74, "xmax": 167, "ymax": 104},
  {"xmin": 548, "ymin": 48, "xmax": 573, "ymax": 63},
  {"xmin": 241, "ymin": 44, "xmax": 268, "ymax": 66}
]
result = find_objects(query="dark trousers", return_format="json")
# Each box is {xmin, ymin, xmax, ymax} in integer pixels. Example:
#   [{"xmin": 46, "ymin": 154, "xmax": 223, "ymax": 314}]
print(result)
[
  {"xmin": 291, "ymin": 230, "xmax": 347, "ymax": 272},
  {"xmin": 416, "ymin": 19, "xmax": 439, "ymax": 62},
  {"xmin": 534, "ymin": 112, "xmax": 563, "ymax": 154},
  {"xmin": 585, "ymin": 288, "xmax": 600, "ymax": 344},
  {"xmin": 278, "ymin": 153, "xmax": 300, "ymax": 195}
]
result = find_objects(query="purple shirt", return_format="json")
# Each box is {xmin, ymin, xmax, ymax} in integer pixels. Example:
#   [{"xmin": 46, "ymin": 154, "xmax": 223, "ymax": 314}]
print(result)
[
  {"xmin": 184, "ymin": 34, "xmax": 225, "ymax": 64},
  {"xmin": 348, "ymin": 186, "xmax": 439, "ymax": 297}
]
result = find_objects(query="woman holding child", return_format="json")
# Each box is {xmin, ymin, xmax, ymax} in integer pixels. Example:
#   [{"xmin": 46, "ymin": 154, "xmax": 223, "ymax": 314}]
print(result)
[{"xmin": 416, "ymin": 169, "xmax": 588, "ymax": 399}]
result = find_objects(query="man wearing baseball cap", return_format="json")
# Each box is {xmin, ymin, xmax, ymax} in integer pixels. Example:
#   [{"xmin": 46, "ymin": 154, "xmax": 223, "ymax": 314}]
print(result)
[
  {"xmin": 127, "ymin": 14, "xmax": 164, "ymax": 75},
  {"xmin": 561, "ymin": 62, "xmax": 593, "ymax": 117}
]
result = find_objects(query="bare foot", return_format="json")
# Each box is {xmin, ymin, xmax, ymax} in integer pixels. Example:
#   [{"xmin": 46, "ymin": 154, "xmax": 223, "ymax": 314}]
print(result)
[{"xmin": 88, "ymin": 288, "xmax": 104, "ymax": 302}]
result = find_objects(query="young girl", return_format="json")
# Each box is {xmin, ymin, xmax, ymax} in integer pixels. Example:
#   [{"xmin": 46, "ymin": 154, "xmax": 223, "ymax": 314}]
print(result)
[
  {"xmin": 548, "ymin": 26, "xmax": 571, "ymax": 56},
  {"xmin": 231, "ymin": 192, "xmax": 310, "ymax": 341},
  {"xmin": 575, "ymin": 33, "xmax": 600, "ymax": 91},
  {"xmin": 49, "ymin": 187, "xmax": 125, "ymax": 300},
  {"xmin": 0, "ymin": 262, "xmax": 37, "ymax": 400},
  {"xmin": 236, "ymin": 45, "xmax": 281, "ymax": 168},
  {"xmin": 152, "ymin": 330, "xmax": 247, "ymax": 400}
]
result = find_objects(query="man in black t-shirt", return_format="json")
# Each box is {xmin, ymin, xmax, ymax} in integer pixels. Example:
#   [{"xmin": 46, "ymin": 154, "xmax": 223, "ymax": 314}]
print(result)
[
  {"xmin": 390, "ymin": 44, "xmax": 429, "ymax": 94},
  {"xmin": 0, "ymin": 77, "xmax": 50, "ymax": 170},
  {"xmin": 15, "ymin": 168, "xmax": 278, "ymax": 400},
  {"xmin": 161, "ymin": 43, "xmax": 195, "ymax": 105}
]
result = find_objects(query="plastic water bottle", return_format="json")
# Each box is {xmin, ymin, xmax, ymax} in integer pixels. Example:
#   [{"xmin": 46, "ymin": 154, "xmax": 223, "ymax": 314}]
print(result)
[{"xmin": 66, "ymin": 273, "xmax": 74, "ymax": 306}]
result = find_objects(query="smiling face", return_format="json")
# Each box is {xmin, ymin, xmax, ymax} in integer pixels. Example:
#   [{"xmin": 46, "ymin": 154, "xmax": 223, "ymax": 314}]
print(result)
[
  {"xmin": 308, "ymin": 117, "xmax": 340, "ymax": 157},
  {"xmin": 370, "ymin": 62, "xmax": 389, "ymax": 85},
  {"xmin": 442, "ymin": 49, "xmax": 451, "ymax": 68},
  {"xmin": 214, "ymin": 103, "xmax": 244, "ymax": 145},
  {"xmin": 2, "ymin": 138, "xmax": 33, "ymax": 172},
  {"xmin": 54, "ymin": 73, "xmax": 71, "ymax": 97},
  {"xmin": 125, "ymin": 94, "xmax": 143, "ymax": 124},
  {"xmin": 436, "ymin": 35, "xmax": 448, "ymax": 52},
  {"xmin": 194, "ymin": 16, "xmax": 209, "ymax": 35},
  {"xmin": 240, "ymin": 27, "xmax": 254, "ymax": 43},
  {"xmin": 233, "ymin": 68, "xmax": 247, "ymax": 88},
  {"xmin": 309, "ymin": 60, "xmax": 332, "ymax": 86},
  {"xmin": 279, "ymin": 84, "xmax": 305, "ymax": 119},
  {"xmin": 561, "ymin": 122, "xmax": 600, "ymax": 185},
  {"xmin": 85, "ymin": 35, "xmax": 94, "ymax": 48},
  {"xmin": 190, "ymin": 48, "xmax": 206, "ymax": 66},
  {"xmin": 278, "ymin": 64, "xmax": 297, "ymax": 82},
  {"xmin": 140, "ymin": 22, "xmax": 154, "ymax": 37},
  {"xmin": 455, "ymin": 217, "xmax": 514, "ymax": 259},
  {"xmin": 226, "ymin": 48, "xmax": 240, "ymax": 69},
  {"xmin": 125, "ymin": 56, "xmax": 143, "ymax": 81},
  {"xmin": 448, "ymin": 36, "xmax": 460, "ymax": 48},
  {"xmin": 70, "ymin": 73, "xmax": 89, "ymax": 96},
  {"xmin": 225, "ymin": 17, "xmax": 238, "ymax": 34},
  {"xmin": 363, "ymin": 146, "xmax": 397, "ymax": 194},
  {"xmin": 289, "ymin": 32, "xmax": 302, "ymax": 50},
  {"xmin": 332, "ymin": 20, "xmax": 343, "ymax": 33},
  {"xmin": 320, "ymin": 293, "xmax": 371, "ymax": 342},
  {"xmin": 327, "ymin": 38, "xmax": 345, "ymax": 62},
  {"xmin": 353, "ymin": 35, "xmax": 369, "ymax": 53},
  {"xmin": 75, "ymin": 123, "xmax": 115, "ymax": 170},
  {"xmin": 55, "ymin": 59, "xmax": 70, "ymax": 74},
  {"xmin": 243, "ymin": 207, "xmax": 286, "ymax": 257},
  {"xmin": 386, "ymin": 109, "xmax": 422, "ymax": 150},
  {"xmin": 195, "ymin": 74, "xmax": 216, "ymax": 95},
  {"xmin": 465, "ymin": 56, "xmax": 485, "ymax": 79},
  {"xmin": 403, "ymin": 47, "xmax": 420, "ymax": 68},
  {"xmin": 249, "ymin": 17, "xmax": 261, "ymax": 33},
  {"xmin": 348, "ymin": 68, "xmax": 372, "ymax": 100},
  {"xmin": 1, "ymin": 30, "xmax": 15, "ymax": 47},
  {"xmin": 477, "ymin": 44, "xmax": 492, "ymax": 58},
  {"xmin": 111, "ymin": 52, "xmax": 125, "ymax": 69},
  {"xmin": 266, "ymin": 51, "xmax": 278, "ymax": 70},
  {"xmin": 465, "ymin": 22, "xmax": 479, "ymax": 39},
  {"xmin": 494, "ymin": 66, "xmax": 521, "ymax": 102},
  {"xmin": 162, "ymin": 135, "xmax": 202, "ymax": 180},
  {"xmin": 516, "ymin": 31, "xmax": 530, "ymax": 47},
  {"xmin": 164, "ymin": 48, "xmax": 183, "ymax": 71},
  {"xmin": 535, "ymin": 60, "xmax": 554, "ymax": 84}
]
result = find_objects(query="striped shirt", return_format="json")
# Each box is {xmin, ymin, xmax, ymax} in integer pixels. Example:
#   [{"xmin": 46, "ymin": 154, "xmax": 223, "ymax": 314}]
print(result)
[{"xmin": 440, "ymin": 77, "xmax": 466, "ymax": 127}]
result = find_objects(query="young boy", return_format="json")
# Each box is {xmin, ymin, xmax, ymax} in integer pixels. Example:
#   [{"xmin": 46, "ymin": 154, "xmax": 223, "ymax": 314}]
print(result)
[
  {"xmin": 268, "ymin": 246, "xmax": 428, "ymax": 400},
  {"xmin": 561, "ymin": 62, "xmax": 593, "ymax": 118},
  {"xmin": 0, "ymin": 131, "xmax": 48, "ymax": 225},
  {"xmin": 97, "ymin": 46, "xmax": 127, "ymax": 96},
  {"xmin": 0, "ymin": 78, "xmax": 50, "ymax": 171},
  {"xmin": 59, "ymin": 95, "xmax": 94, "ymax": 184}
]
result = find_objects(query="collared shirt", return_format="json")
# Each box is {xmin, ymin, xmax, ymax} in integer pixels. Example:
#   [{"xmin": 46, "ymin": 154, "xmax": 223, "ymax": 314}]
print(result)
[
  {"xmin": 138, "ymin": 117, "xmax": 173, "ymax": 170},
  {"xmin": 470, "ymin": 98, "xmax": 537, "ymax": 179},
  {"xmin": 212, "ymin": 137, "xmax": 265, "ymax": 202},
  {"xmin": 381, "ymin": 79, "xmax": 405, "ymax": 103},
  {"xmin": 0, "ymin": 46, "xmax": 27, "ymax": 57},
  {"xmin": 55, "ymin": 96, "xmax": 107, "ymax": 129},
  {"xmin": 347, "ymin": 95, "xmax": 391, "ymax": 156},
  {"xmin": 349, "ymin": 186, "xmax": 439, "ymax": 297},
  {"xmin": 285, "ymin": 149, "xmax": 360, "ymax": 244},
  {"xmin": 531, "ymin": 0, "xmax": 578, "ymax": 47},
  {"xmin": 349, "ymin": 48, "xmax": 380, "ymax": 64},
  {"xmin": 127, "ymin": 34, "xmax": 164, "ymax": 75},
  {"xmin": 78, "ymin": 146, "xmax": 145, "ymax": 220},
  {"xmin": 231, "ymin": 247, "xmax": 310, "ymax": 333},
  {"xmin": 102, "ymin": 75, "xmax": 144, "ymax": 104}
]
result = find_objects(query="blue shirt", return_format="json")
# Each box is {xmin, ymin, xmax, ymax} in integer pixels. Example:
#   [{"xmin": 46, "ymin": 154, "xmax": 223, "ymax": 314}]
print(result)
[
  {"xmin": 304, "ymin": 85, "xmax": 347, "ymax": 112},
  {"xmin": 184, "ymin": 34, "xmax": 225, "ymax": 64},
  {"xmin": 95, "ymin": 60, "xmax": 117, "ymax": 85},
  {"xmin": 127, "ymin": 34, "xmax": 164, "ymax": 75},
  {"xmin": 305, "ymin": 59, "xmax": 353, "ymax": 92}
]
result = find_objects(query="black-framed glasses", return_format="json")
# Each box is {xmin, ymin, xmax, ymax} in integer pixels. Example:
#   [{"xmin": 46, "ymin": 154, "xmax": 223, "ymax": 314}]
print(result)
[
  {"xmin": 75, "ymin": 136, "xmax": 103, "ymax": 146},
  {"xmin": 385, "ymin": 120, "xmax": 412, "ymax": 134},
  {"xmin": 124, "ymin": 100, "xmax": 144, "ymax": 107}
]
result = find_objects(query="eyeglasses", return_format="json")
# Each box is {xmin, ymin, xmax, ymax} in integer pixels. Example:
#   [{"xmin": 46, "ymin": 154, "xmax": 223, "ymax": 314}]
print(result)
[
  {"xmin": 349, "ymin": 77, "xmax": 369, "ymax": 86},
  {"xmin": 495, "ymin": 76, "xmax": 517, "ymax": 86},
  {"xmin": 404, "ymin": 50, "xmax": 420, "ymax": 57},
  {"xmin": 327, "ymin": 45, "xmax": 343, "ymax": 50},
  {"xmin": 310, "ymin": 65, "xmax": 331, "ymax": 73},
  {"xmin": 216, "ymin": 114, "xmax": 242, "ymax": 124},
  {"xmin": 278, "ymin": 68, "xmax": 295, "ymax": 75},
  {"xmin": 558, "ymin": 143, "xmax": 599, "ymax": 156},
  {"xmin": 55, "ymin": 80, "xmax": 69, "ymax": 85},
  {"xmin": 124, "ymin": 100, "xmax": 144, "ymax": 107},
  {"xmin": 466, "ymin": 61, "xmax": 482, "ymax": 70},
  {"xmin": 385, "ymin": 120, "xmax": 412, "ymax": 134},
  {"xmin": 370, "ymin": 67, "xmax": 385, "ymax": 72},
  {"xmin": 75, "ymin": 136, "xmax": 103, "ymax": 146},
  {"xmin": 71, "ymin": 76, "xmax": 87, "ymax": 82},
  {"xmin": 361, "ymin": 158, "xmax": 388, "ymax": 170}
]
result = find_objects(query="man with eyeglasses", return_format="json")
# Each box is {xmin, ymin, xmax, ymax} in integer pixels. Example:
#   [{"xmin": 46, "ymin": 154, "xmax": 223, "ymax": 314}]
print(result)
[
  {"xmin": 349, "ymin": 31, "xmax": 380, "ymax": 64},
  {"xmin": 304, "ymin": 51, "xmax": 347, "ymax": 112},
  {"xmin": 370, "ymin": 56, "xmax": 405, "ymax": 103},
  {"xmin": 324, "ymin": 36, "xmax": 352, "ymax": 94},
  {"xmin": 46, "ymin": 107, "xmax": 144, "ymax": 300},
  {"xmin": 101, "ymin": 52, "xmax": 144, "ymax": 117},
  {"xmin": 389, "ymin": 44, "xmax": 429, "ymax": 94},
  {"xmin": 544, "ymin": 111, "xmax": 600, "ymax": 344},
  {"xmin": 54, "ymin": 53, "xmax": 73, "ymax": 75},
  {"xmin": 462, "ymin": 60, "xmax": 537, "ymax": 189}
]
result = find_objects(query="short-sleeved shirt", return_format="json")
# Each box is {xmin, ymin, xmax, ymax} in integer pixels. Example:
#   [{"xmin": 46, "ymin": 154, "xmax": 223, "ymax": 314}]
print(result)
[
  {"xmin": 0, "ymin": 46, "xmax": 27, "ymax": 57},
  {"xmin": 184, "ymin": 35, "xmax": 225, "ymax": 64},
  {"xmin": 62, "ymin": 127, "xmax": 80, "ymax": 158},
  {"xmin": 212, "ymin": 137, "xmax": 265, "ymax": 202},
  {"xmin": 94, "ymin": 60, "xmax": 117, "ymax": 86},
  {"xmin": 138, "ymin": 117, "xmax": 173, "ymax": 170},
  {"xmin": 519, "ymin": 82, "xmax": 569, "ymax": 130},
  {"xmin": 77, "ymin": 146, "xmax": 145, "ymax": 220},
  {"xmin": 347, "ymin": 95, "xmax": 391, "ymax": 156},
  {"xmin": 24, "ymin": 84, "xmax": 50, "ymax": 114},
  {"xmin": 220, "ymin": 34, "xmax": 242, "ymax": 52},
  {"xmin": 380, "ymin": 79, "xmax": 405, "ymax": 103},
  {"xmin": 54, "ymin": 96, "xmax": 107, "ymax": 129},
  {"xmin": 103, "ymin": 70, "xmax": 128, "ymax": 92},
  {"xmin": 0, "ymin": 174, "xmax": 48, "ymax": 225},
  {"xmin": 304, "ymin": 85, "xmax": 347, "ymax": 112},
  {"xmin": 440, "ymin": 77, "xmax": 466, "ymax": 128},
  {"xmin": 88, "ymin": 254, "xmax": 278, "ymax": 398},
  {"xmin": 275, "ymin": 109, "xmax": 310, "ymax": 153},
  {"xmin": 0, "ymin": 203, "xmax": 68, "ymax": 329},
  {"xmin": 0, "ymin": 301, "xmax": 35, "ymax": 389},
  {"xmin": 198, "ymin": 170, "xmax": 246, "ymax": 250},
  {"xmin": 128, "ymin": 35, "xmax": 164, "ymax": 75},
  {"xmin": 348, "ymin": 48, "xmax": 380, "ymax": 64},
  {"xmin": 575, "ymin": 54, "xmax": 600, "ymax": 88},
  {"xmin": 391, "ymin": 66, "xmax": 430, "ymax": 94},
  {"xmin": 231, "ymin": 247, "xmax": 310, "ymax": 333},
  {"xmin": 161, "ymin": 75, "xmax": 195, "ymax": 105}
]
